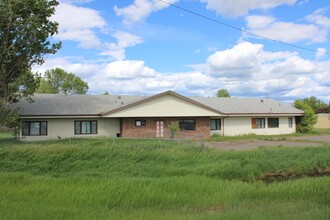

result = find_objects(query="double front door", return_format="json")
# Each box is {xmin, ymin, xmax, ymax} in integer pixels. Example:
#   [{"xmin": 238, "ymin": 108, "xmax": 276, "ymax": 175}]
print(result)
[{"xmin": 155, "ymin": 120, "xmax": 164, "ymax": 138}]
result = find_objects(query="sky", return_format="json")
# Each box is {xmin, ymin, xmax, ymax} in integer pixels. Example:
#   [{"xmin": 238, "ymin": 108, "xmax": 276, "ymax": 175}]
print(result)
[{"xmin": 36, "ymin": 0, "xmax": 330, "ymax": 102}]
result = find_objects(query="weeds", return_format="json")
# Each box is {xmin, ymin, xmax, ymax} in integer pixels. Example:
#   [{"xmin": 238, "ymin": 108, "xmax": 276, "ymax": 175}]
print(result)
[{"xmin": 0, "ymin": 135, "xmax": 329, "ymax": 219}]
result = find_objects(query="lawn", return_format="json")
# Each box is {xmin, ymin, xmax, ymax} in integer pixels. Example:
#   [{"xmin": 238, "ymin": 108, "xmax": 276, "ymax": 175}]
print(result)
[{"xmin": 0, "ymin": 136, "xmax": 329, "ymax": 219}]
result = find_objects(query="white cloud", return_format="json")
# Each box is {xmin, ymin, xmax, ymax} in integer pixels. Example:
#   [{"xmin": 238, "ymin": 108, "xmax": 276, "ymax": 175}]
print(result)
[
  {"xmin": 315, "ymin": 48, "xmax": 327, "ymax": 59},
  {"xmin": 100, "ymin": 32, "xmax": 143, "ymax": 60},
  {"xmin": 38, "ymin": 41, "xmax": 330, "ymax": 101},
  {"xmin": 315, "ymin": 61, "xmax": 330, "ymax": 86},
  {"xmin": 206, "ymin": 42, "xmax": 316, "ymax": 78},
  {"xmin": 305, "ymin": 8, "xmax": 330, "ymax": 28},
  {"xmin": 52, "ymin": 2, "xmax": 106, "ymax": 49},
  {"xmin": 266, "ymin": 56, "xmax": 316, "ymax": 75},
  {"xmin": 104, "ymin": 60, "xmax": 156, "ymax": 79},
  {"xmin": 199, "ymin": 0, "xmax": 296, "ymax": 17},
  {"xmin": 114, "ymin": 0, "xmax": 179, "ymax": 25},
  {"xmin": 188, "ymin": 41, "xmax": 326, "ymax": 99},
  {"xmin": 245, "ymin": 15, "xmax": 276, "ymax": 29},
  {"xmin": 245, "ymin": 15, "xmax": 327, "ymax": 43},
  {"xmin": 207, "ymin": 42, "xmax": 263, "ymax": 77},
  {"xmin": 32, "ymin": 57, "xmax": 71, "ymax": 75}
]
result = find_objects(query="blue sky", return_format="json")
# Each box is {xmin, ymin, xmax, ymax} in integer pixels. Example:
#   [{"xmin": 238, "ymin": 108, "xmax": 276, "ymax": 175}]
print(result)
[{"xmin": 37, "ymin": 0, "xmax": 330, "ymax": 102}]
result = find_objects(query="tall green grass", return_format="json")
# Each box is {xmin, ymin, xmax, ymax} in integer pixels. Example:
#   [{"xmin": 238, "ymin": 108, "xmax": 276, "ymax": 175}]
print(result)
[
  {"xmin": 0, "ymin": 138, "xmax": 329, "ymax": 219},
  {"xmin": 0, "ymin": 173, "xmax": 329, "ymax": 220},
  {"xmin": 0, "ymin": 138, "xmax": 329, "ymax": 180}
]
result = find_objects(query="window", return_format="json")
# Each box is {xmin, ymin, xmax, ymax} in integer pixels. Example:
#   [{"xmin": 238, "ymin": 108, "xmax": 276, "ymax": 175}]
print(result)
[
  {"xmin": 135, "ymin": 119, "xmax": 146, "ymax": 127},
  {"xmin": 252, "ymin": 118, "xmax": 265, "ymax": 129},
  {"xmin": 268, "ymin": 118, "xmax": 279, "ymax": 128},
  {"xmin": 22, "ymin": 121, "xmax": 47, "ymax": 136},
  {"xmin": 210, "ymin": 119, "xmax": 221, "ymax": 130},
  {"xmin": 179, "ymin": 119, "xmax": 196, "ymax": 131},
  {"xmin": 288, "ymin": 117, "xmax": 293, "ymax": 128},
  {"xmin": 74, "ymin": 121, "xmax": 97, "ymax": 135}
]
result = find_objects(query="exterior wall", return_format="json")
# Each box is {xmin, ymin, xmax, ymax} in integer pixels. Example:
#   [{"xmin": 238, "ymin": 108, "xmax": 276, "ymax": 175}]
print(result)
[
  {"xmin": 19, "ymin": 115, "xmax": 298, "ymax": 141},
  {"xmin": 106, "ymin": 94, "xmax": 221, "ymax": 117},
  {"xmin": 121, "ymin": 117, "xmax": 210, "ymax": 139},
  {"xmin": 314, "ymin": 114, "xmax": 330, "ymax": 129},
  {"xmin": 20, "ymin": 118, "xmax": 120, "ymax": 141},
  {"xmin": 223, "ymin": 116, "xmax": 296, "ymax": 136}
]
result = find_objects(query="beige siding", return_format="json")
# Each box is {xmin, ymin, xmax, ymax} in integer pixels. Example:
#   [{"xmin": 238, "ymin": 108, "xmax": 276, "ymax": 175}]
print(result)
[
  {"xmin": 106, "ymin": 94, "xmax": 221, "ymax": 118},
  {"xmin": 223, "ymin": 116, "xmax": 296, "ymax": 136},
  {"xmin": 314, "ymin": 114, "xmax": 330, "ymax": 129},
  {"xmin": 20, "ymin": 118, "xmax": 120, "ymax": 141}
]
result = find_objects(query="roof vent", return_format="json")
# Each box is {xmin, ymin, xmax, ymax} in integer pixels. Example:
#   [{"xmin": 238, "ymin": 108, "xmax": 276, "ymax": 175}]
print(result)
[{"xmin": 260, "ymin": 99, "xmax": 264, "ymax": 103}]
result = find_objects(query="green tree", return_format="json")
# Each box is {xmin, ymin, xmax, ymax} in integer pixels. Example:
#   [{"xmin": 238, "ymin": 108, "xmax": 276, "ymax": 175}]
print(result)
[
  {"xmin": 301, "ymin": 96, "xmax": 327, "ymax": 113},
  {"xmin": 321, "ymin": 102, "xmax": 330, "ymax": 113},
  {"xmin": 217, "ymin": 89, "xmax": 231, "ymax": 97},
  {"xmin": 294, "ymin": 100, "xmax": 317, "ymax": 133},
  {"xmin": 36, "ymin": 68, "xmax": 89, "ymax": 94},
  {"xmin": 0, "ymin": 0, "xmax": 60, "ymax": 129}
]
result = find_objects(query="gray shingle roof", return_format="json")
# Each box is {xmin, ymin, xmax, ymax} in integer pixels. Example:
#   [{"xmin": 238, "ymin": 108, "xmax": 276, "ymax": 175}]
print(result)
[
  {"xmin": 11, "ymin": 94, "xmax": 144, "ymax": 116},
  {"xmin": 11, "ymin": 92, "xmax": 303, "ymax": 116},
  {"xmin": 190, "ymin": 97, "xmax": 303, "ymax": 115}
]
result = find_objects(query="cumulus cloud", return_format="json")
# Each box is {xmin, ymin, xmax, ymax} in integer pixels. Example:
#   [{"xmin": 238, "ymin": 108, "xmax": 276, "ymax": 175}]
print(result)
[
  {"xmin": 52, "ymin": 2, "xmax": 106, "ymax": 49},
  {"xmin": 189, "ymin": 41, "xmax": 328, "ymax": 99},
  {"xmin": 245, "ymin": 15, "xmax": 327, "ymax": 43},
  {"xmin": 206, "ymin": 42, "xmax": 317, "ymax": 78},
  {"xmin": 114, "ymin": 0, "xmax": 179, "ymax": 25},
  {"xmin": 100, "ymin": 32, "xmax": 143, "ymax": 60},
  {"xmin": 199, "ymin": 0, "xmax": 296, "ymax": 17},
  {"xmin": 266, "ymin": 56, "xmax": 316, "ymax": 75},
  {"xmin": 37, "ymin": 41, "xmax": 330, "ymax": 101},
  {"xmin": 207, "ymin": 42, "xmax": 263, "ymax": 77},
  {"xmin": 104, "ymin": 60, "xmax": 156, "ymax": 79},
  {"xmin": 315, "ymin": 61, "xmax": 330, "ymax": 86}
]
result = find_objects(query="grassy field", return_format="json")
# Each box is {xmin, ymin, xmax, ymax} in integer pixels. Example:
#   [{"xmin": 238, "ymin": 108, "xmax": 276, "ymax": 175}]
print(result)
[{"xmin": 0, "ymin": 136, "xmax": 329, "ymax": 219}]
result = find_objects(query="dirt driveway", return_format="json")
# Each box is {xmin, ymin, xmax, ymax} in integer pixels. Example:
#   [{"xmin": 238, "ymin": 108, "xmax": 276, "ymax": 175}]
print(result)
[{"xmin": 207, "ymin": 135, "xmax": 330, "ymax": 151}]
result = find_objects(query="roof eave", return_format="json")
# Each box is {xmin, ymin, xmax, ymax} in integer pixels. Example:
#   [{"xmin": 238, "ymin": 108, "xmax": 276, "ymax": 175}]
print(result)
[
  {"xmin": 20, "ymin": 114, "xmax": 101, "ymax": 119},
  {"xmin": 227, "ymin": 112, "xmax": 304, "ymax": 116}
]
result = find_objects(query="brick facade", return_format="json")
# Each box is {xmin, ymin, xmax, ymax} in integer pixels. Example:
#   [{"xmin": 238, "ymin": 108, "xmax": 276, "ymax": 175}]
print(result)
[{"xmin": 121, "ymin": 117, "xmax": 210, "ymax": 139}]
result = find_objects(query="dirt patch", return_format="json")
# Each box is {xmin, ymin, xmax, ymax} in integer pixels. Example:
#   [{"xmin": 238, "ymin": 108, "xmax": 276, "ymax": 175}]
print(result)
[
  {"xmin": 290, "ymin": 135, "xmax": 330, "ymax": 143},
  {"xmin": 259, "ymin": 168, "xmax": 330, "ymax": 183},
  {"xmin": 207, "ymin": 135, "xmax": 330, "ymax": 151}
]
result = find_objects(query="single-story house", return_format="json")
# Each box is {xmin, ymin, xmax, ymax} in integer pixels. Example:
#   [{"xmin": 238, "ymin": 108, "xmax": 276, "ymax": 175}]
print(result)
[
  {"xmin": 11, "ymin": 90, "xmax": 303, "ymax": 141},
  {"xmin": 314, "ymin": 113, "xmax": 330, "ymax": 129}
]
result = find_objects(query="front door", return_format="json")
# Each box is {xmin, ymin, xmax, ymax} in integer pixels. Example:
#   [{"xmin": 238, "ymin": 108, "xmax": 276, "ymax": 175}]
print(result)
[{"xmin": 155, "ymin": 120, "xmax": 164, "ymax": 138}]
